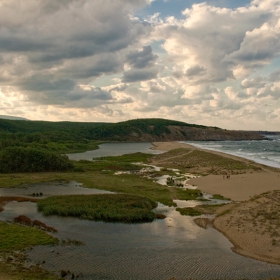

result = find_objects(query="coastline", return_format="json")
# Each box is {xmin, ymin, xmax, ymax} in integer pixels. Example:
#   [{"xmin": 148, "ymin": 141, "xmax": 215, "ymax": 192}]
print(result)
[{"xmin": 152, "ymin": 141, "xmax": 280, "ymax": 265}]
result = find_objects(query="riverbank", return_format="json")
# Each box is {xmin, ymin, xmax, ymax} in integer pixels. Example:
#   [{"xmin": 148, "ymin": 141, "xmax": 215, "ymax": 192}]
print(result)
[{"xmin": 152, "ymin": 141, "xmax": 280, "ymax": 265}]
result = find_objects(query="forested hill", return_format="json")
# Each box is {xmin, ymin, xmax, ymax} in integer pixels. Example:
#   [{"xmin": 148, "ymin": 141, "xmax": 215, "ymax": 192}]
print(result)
[{"xmin": 0, "ymin": 118, "xmax": 263, "ymax": 148}]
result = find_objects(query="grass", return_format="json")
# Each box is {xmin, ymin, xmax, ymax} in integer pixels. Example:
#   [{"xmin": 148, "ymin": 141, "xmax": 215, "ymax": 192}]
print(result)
[
  {"xmin": 211, "ymin": 194, "xmax": 231, "ymax": 200},
  {"xmin": 0, "ymin": 151, "xmax": 204, "ymax": 278},
  {"xmin": 176, "ymin": 207, "xmax": 202, "ymax": 216},
  {"xmin": 74, "ymin": 152, "xmax": 154, "ymax": 172},
  {"xmin": 0, "ymin": 152, "xmax": 205, "ymax": 207},
  {"xmin": 37, "ymin": 194, "xmax": 158, "ymax": 223},
  {"xmin": 151, "ymin": 148, "xmax": 262, "ymax": 175},
  {"xmin": 0, "ymin": 221, "xmax": 58, "ymax": 251}
]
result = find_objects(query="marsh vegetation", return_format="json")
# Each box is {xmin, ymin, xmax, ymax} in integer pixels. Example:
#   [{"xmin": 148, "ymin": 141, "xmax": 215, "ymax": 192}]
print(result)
[{"xmin": 37, "ymin": 194, "xmax": 158, "ymax": 223}]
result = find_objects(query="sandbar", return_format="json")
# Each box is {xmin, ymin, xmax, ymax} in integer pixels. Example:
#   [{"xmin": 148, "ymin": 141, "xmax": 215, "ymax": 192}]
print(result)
[{"xmin": 152, "ymin": 141, "xmax": 280, "ymax": 264}]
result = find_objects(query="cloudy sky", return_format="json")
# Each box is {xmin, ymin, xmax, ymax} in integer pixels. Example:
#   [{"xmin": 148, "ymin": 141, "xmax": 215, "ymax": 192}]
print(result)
[{"xmin": 0, "ymin": 0, "xmax": 279, "ymax": 130}]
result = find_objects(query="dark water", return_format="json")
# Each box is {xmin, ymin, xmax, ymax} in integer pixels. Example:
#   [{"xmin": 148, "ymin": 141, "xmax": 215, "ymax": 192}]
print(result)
[
  {"xmin": 1, "ymin": 182, "xmax": 280, "ymax": 279},
  {"xmin": 66, "ymin": 142, "xmax": 163, "ymax": 161}
]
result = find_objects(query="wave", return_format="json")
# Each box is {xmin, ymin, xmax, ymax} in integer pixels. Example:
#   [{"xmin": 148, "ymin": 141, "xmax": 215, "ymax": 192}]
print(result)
[{"xmin": 184, "ymin": 139, "xmax": 280, "ymax": 169}]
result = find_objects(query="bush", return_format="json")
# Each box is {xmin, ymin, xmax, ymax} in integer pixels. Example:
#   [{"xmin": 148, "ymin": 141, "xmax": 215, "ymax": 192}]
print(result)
[{"xmin": 0, "ymin": 147, "xmax": 73, "ymax": 173}]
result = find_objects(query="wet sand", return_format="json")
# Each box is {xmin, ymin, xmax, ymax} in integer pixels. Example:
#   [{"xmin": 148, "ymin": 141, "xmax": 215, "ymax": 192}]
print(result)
[{"xmin": 152, "ymin": 141, "xmax": 280, "ymax": 265}]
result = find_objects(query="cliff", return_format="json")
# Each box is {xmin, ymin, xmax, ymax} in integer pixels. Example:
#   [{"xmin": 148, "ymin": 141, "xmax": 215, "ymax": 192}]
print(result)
[{"xmin": 123, "ymin": 125, "xmax": 263, "ymax": 142}]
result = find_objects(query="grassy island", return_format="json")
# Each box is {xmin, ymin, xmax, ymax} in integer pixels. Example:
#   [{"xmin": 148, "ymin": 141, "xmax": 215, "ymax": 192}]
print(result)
[{"xmin": 37, "ymin": 194, "xmax": 158, "ymax": 223}]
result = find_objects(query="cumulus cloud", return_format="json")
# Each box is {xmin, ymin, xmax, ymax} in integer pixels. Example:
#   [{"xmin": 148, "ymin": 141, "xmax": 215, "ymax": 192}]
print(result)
[
  {"xmin": 122, "ymin": 45, "xmax": 159, "ymax": 82},
  {"xmin": 0, "ymin": 0, "xmax": 279, "ymax": 130},
  {"xmin": 0, "ymin": 0, "xmax": 151, "ymax": 104}
]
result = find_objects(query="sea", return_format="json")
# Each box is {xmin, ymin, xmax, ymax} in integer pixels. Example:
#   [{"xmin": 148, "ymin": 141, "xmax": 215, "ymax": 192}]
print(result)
[{"xmin": 184, "ymin": 134, "xmax": 280, "ymax": 169}]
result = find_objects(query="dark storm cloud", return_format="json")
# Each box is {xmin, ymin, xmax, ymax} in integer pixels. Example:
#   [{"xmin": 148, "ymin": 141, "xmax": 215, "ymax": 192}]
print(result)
[
  {"xmin": 24, "ymin": 85, "xmax": 114, "ymax": 107},
  {"xmin": 0, "ymin": 0, "xmax": 153, "ymax": 109},
  {"xmin": 21, "ymin": 75, "xmax": 76, "ymax": 92},
  {"xmin": 185, "ymin": 65, "xmax": 206, "ymax": 77},
  {"xmin": 0, "ymin": 36, "xmax": 53, "ymax": 52},
  {"xmin": 232, "ymin": 50, "xmax": 275, "ymax": 62},
  {"xmin": 19, "ymin": 74, "xmax": 114, "ymax": 107},
  {"xmin": 68, "ymin": 87, "xmax": 113, "ymax": 101},
  {"xmin": 67, "ymin": 56, "xmax": 123, "ymax": 80},
  {"xmin": 126, "ymin": 46, "xmax": 158, "ymax": 69},
  {"xmin": 122, "ymin": 45, "xmax": 159, "ymax": 83},
  {"xmin": 122, "ymin": 68, "xmax": 158, "ymax": 83}
]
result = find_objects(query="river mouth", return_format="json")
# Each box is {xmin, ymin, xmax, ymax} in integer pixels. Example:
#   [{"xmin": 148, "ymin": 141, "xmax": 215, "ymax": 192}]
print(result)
[{"xmin": 1, "ymin": 181, "xmax": 280, "ymax": 279}]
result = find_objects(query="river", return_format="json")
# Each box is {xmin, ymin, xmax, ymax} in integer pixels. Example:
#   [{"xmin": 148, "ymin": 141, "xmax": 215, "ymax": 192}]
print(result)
[{"xmin": 0, "ymin": 142, "xmax": 280, "ymax": 279}]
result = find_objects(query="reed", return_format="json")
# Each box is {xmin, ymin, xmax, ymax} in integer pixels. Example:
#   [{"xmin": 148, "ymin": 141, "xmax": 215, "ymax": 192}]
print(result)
[{"xmin": 37, "ymin": 194, "xmax": 158, "ymax": 223}]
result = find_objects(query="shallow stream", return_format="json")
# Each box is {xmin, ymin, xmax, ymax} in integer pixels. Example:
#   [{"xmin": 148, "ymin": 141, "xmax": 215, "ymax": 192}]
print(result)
[
  {"xmin": 0, "ymin": 181, "xmax": 280, "ymax": 279},
  {"xmin": 1, "ymin": 143, "xmax": 280, "ymax": 279}
]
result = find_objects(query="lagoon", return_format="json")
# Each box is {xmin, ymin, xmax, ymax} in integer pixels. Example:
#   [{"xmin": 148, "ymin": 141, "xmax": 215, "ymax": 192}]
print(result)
[
  {"xmin": 1, "ymin": 145, "xmax": 280, "ymax": 279},
  {"xmin": 66, "ymin": 142, "xmax": 163, "ymax": 161}
]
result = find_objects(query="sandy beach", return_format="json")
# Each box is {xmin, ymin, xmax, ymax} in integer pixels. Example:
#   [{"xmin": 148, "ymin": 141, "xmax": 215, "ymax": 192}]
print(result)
[
  {"xmin": 152, "ymin": 141, "xmax": 280, "ymax": 264},
  {"xmin": 152, "ymin": 141, "xmax": 280, "ymax": 200}
]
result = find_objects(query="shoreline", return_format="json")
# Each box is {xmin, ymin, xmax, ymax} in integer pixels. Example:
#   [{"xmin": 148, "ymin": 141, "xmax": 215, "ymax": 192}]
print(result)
[
  {"xmin": 152, "ymin": 141, "xmax": 280, "ymax": 201},
  {"xmin": 152, "ymin": 141, "xmax": 280, "ymax": 265}
]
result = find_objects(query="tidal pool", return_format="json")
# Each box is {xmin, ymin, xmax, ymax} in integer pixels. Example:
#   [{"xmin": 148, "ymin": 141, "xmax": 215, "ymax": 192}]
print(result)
[{"xmin": 0, "ymin": 182, "xmax": 280, "ymax": 279}]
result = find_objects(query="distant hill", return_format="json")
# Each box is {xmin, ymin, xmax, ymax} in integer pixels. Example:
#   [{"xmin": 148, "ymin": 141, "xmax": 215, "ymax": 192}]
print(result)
[
  {"xmin": 0, "ymin": 115, "xmax": 28, "ymax": 121},
  {"xmin": 0, "ymin": 118, "xmax": 264, "ymax": 142}
]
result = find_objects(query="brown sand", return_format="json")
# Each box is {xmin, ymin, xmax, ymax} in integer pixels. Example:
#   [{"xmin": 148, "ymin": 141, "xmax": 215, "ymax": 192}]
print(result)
[
  {"xmin": 152, "ymin": 141, "xmax": 280, "ymax": 201},
  {"xmin": 188, "ymin": 173, "xmax": 280, "ymax": 201},
  {"xmin": 213, "ymin": 190, "xmax": 280, "ymax": 265},
  {"xmin": 152, "ymin": 141, "xmax": 280, "ymax": 264}
]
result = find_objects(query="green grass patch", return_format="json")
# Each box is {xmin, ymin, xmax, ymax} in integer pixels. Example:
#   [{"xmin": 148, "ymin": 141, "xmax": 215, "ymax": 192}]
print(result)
[
  {"xmin": 73, "ymin": 152, "xmax": 154, "ymax": 172},
  {"xmin": 173, "ymin": 188, "xmax": 203, "ymax": 201},
  {"xmin": 96, "ymin": 152, "xmax": 153, "ymax": 163},
  {"xmin": 37, "ymin": 194, "xmax": 158, "ymax": 223},
  {"xmin": 211, "ymin": 194, "xmax": 231, "ymax": 200},
  {"xmin": 69, "ymin": 172, "xmax": 177, "ymax": 206},
  {"xmin": 176, "ymin": 207, "xmax": 202, "ymax": 216},
  {"xmin": 0, "ymin": 221, "xmax": 58, "ymax": 251}
]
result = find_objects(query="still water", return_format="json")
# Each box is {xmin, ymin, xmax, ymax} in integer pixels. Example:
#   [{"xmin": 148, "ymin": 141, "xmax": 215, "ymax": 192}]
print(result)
[
  {"xmin": 1, "ymin": 143, "xmax": 280, "ymax": 279},
  {"xmin": 66, "ymin": 142, "xmax": 163, "ymax": 161}
]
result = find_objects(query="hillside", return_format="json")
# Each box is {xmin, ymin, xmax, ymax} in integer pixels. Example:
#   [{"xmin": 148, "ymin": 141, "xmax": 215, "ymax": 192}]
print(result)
[
  {"xmin": 0, "ymin": 115, "xmax": 28, "ymax": 121},
  {"xmin": 0, "ymin": 118, "xmax": 263, "ymax": 148}
]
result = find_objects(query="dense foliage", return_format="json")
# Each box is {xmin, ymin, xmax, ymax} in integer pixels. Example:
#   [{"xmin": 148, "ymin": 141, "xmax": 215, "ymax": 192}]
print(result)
[
  {"xmin": 37, "ymin": 194, "xmax": 158, "ymax": 223},
  {"xmin": 0, "ymin": 118, "xmax": 212, "ymax": 153},
  {"xmin": 0, "ymin": 147, "xmax": 73, "ymax": 173},
  {"xmin": 0, "ymin": 117, "xmax": 218, "ymax": 174}
]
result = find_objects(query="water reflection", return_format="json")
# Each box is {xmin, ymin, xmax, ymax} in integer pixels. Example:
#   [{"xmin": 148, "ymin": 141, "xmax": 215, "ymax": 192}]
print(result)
[
  {"xmin": 1, "ymin": 184, "xmax": 280, "ymax": 279},
  {"xmin": 66, "ymin": 142, "xmax": 164, "ymax": 161}
]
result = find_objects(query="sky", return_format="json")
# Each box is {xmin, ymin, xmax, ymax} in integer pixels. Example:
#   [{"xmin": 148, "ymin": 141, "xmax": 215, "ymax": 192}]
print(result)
[{"xmin": 0, "ymin": 0, "xmax": 279, "ymax": 130}]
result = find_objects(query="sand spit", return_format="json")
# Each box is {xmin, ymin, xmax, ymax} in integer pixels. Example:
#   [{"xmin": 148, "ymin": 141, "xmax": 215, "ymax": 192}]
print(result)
[
  {"xmin": 152, "ymin": 141, "xmax": 280, "ymax": 265},
  {"xmin": 214, "ymin": 190, "xmax": 280, "ymax": 265}
]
